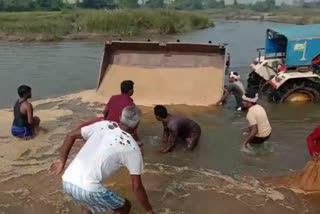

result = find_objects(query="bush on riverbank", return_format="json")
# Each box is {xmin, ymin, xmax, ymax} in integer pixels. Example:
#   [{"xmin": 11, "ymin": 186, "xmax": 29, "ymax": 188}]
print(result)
[{"xmin": 0, "ymin": 9, "xmax": 213, "ymax": 41}]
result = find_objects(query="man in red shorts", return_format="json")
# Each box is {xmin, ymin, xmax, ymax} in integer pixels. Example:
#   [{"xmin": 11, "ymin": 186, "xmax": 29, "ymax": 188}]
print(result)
[{"xmin": 76, "ymin": 80, "xmax": 140, "ymax": 143}]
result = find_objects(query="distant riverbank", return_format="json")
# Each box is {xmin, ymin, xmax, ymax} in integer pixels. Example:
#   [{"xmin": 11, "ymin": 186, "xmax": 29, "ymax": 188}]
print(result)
[
  {"xmin": 207, "ymin": 7, "xmax": 320, "ymax": 25},
  {"xmin": 0, "ymin": 9, "xmax": 213, "ymax": 42}
]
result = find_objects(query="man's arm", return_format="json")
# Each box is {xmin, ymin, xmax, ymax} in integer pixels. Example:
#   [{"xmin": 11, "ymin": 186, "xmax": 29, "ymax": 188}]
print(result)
[
  {"xmin": 162, "ymin": 133, "xmax": 177, "ymax": 153},
  {"xmin": 103, "ymin": 97, "xmax": 113, "ymax": 119},
  {"xmin": 50, "ymin": 129, "xmax": 83, "ymax": 174},
  {"xmin": 161, "ymin": 127, "xmax": 169, "ymax": 148},
  {"xmin": 131, "ymin": 175, "xmax": 154, "ymax": 214},
  {"xmin": 216, "ymin": 90, "xmax": 231, "ymax": 105},
  {"xmin": 103, "ymin": 106, "xmax": 109, "ymax": 119},
  {"xmin": 25, "ymin": 103, "xmax": 34, "ymax": 126},
  {"xmin": 242, "ymin": 125, "xmax": 258, "ymax": 148},
  {"xmin": 160, "ymin": 127, "xmax": 178, "ymax": 153}
]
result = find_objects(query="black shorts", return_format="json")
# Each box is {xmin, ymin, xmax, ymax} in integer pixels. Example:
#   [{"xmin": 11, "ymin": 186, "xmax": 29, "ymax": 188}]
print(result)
[{"xmin": 250, "ymin": 134, "xmax": 271, "ymax": 145}]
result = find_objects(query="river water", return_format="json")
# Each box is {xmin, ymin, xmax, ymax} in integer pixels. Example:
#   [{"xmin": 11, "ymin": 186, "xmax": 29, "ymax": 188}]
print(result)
[{"xmin": 1, "ymin": 21, "xmax": 320, "ymax": 213}]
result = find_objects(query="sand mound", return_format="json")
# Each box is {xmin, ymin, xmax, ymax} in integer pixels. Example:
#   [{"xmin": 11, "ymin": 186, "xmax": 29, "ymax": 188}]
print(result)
[
  {"xmin": 288, "ymin": 157, "xmax": 320, "ymax": 191},
  {"xmin": 97, "ymin": 65, "xmax": 224, "ymax": 106},
  {"xmin": 265, "ymin": 157, "xmax": 320, "ymax": 193}
]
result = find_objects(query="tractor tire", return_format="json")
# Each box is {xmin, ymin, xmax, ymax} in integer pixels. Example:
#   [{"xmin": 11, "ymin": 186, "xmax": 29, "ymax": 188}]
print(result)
[{"xmin": 274, "ymin": 86, "xmax": 320, "ymax": 103}]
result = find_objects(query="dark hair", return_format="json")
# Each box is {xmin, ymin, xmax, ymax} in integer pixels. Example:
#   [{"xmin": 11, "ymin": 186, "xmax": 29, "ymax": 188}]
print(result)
[
  {"xmin": 121, "ymin": 80, "xmax": 134, "ymax": 94},
  {"xmin": 17, "ymin": 85, "xmax": 31, "ymax": 98},
  {"xmin": 154, "ymin": 105, "xmax": 168, "ymax": 119}
]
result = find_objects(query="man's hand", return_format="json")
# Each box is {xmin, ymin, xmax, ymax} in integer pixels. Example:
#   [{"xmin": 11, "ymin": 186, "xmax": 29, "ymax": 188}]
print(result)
[
  {"xmin": 146, "ymin": 210, "xmax": 154, "ymax": 214},
  {"xmin": 49, "ymin": 159, "xmax": 64, "ymax": 175},
  {"xmin": 242, "ymin": 125, "xmax": 257, "ymax": 149}
]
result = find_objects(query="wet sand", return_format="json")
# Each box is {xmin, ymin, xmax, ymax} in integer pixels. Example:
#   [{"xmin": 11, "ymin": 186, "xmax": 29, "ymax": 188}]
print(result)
[{"xmin": 1, "ymin": 91, "xmax": 320, "ymax": 213}]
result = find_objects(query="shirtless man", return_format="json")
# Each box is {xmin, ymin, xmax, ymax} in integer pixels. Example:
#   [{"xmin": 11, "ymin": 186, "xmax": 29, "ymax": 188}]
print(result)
[
  {"xmin": 154, "ymin": 105, "xmax": 201, "ymax": 153},
  {"xmin": 11, "ymin": 85, "xmax": 40, "ymax": 139}
]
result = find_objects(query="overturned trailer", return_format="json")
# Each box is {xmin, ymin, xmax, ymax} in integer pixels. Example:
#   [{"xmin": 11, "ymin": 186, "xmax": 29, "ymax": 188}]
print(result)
[{"xmin": 96, "ymin": 41, "xmax": 226, "ymax": 106}]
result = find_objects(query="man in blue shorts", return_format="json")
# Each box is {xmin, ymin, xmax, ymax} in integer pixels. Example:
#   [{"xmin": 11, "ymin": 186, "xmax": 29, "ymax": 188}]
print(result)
[
  {"xmin": 11, "ymin": 85, "xmax": 40, "ymax": 139},
  {"xmin": 50, "ymin": 106, "xmax": 154, "ymax": 214}
]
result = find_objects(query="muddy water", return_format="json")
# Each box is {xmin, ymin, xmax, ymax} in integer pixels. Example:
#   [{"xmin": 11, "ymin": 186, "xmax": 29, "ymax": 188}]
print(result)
[{"xmin": 1, "ymin": 21, "xmax": 320, "ymax": 213}]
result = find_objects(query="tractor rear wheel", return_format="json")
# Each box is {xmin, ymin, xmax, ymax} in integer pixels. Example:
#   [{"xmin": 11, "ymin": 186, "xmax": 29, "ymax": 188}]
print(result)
[{"xmin": 274, "ymin": 86, "xmax": 320, "ymax": 103}]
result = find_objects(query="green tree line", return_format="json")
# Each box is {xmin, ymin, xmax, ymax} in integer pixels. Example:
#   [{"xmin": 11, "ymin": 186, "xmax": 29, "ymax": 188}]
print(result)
[{"xmin": 0, "ymin": 0, "xmax": 278, "ymax": 12}]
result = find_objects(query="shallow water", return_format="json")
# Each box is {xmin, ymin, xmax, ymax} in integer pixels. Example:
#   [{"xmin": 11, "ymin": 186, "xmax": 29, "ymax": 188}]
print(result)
[
  {"xmin": 0, "ymin": 41, "xmax": 102, "ymax": 108},
  {"xmin": 1, "ymin": 21, "xmax": 320, "ymax": 213}
]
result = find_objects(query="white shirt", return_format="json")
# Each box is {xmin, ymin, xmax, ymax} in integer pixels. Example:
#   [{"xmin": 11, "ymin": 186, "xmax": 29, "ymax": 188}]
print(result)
[
  {"xmin": 246, "ymin": 104, "xmax": 272, "ymax": 138},
  {"xmin": 62, "ymin": 121, "xmax": 143, "ymax": 192}
]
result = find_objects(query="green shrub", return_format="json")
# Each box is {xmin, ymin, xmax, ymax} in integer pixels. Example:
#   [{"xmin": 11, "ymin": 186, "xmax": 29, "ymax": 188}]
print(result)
[{"xmin": 0, "ymin": 9, "xmax": 213, "ymax": 40}]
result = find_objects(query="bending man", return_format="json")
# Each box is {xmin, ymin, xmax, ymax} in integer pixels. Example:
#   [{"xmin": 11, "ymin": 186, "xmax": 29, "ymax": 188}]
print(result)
[
  {"xmin": 50, "ymin": 106, "xmax": 153, "ymax": 214},
  {"xmin": 217, "ymin": 71, "xmax": 245, "ymax": 110},
  {"xmin": 241, "ymin": 90, "xmax": 272, "ymax": 148},
  {"xmin": 154, "ymin": 105, "xmax": 201, "ymax": 153},
  {"xmin": 11, "ymin": 85, "xmax": 40, "ymax": 139}
]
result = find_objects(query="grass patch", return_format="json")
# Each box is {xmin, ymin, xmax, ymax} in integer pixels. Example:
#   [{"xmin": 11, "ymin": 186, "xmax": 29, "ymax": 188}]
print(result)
[{"xmin": 0, "ymin": 9, "xmax": 213, "ymax": 41}]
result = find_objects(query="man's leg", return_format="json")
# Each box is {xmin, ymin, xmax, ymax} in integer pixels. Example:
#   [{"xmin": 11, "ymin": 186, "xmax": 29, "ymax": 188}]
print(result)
[
  {"xmin": 186, "ymin": 131, "xmax": 201, "ymax": 151},
  {"xmin": 186, "ymin": 137, "xmax": 199, "ymax": 151},
  {"xmin": 33, "ymin": 116, "xmax": 41, "ymax": 128},
  {"xmin": 113, "ymin": 199, "xmax": 131, "ymax": 214},
  {"xmin": 31, "ymin": 116, "xmax": 42, "ymax": 136},
  {"xmin": 81, "ymin": 205, "xmax": 92, "ymax": 214}
]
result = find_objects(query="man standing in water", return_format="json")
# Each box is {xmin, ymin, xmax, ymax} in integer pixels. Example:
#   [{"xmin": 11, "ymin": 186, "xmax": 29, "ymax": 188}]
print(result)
[
  {"xmin": 241, "ymin": 90, "xmax": 272, "ymax": 148},
  {"xmin": 76, "ymin": 80, "xmax": 141, "ymax": 143},
  {"xmin": 154, "ymin": 105, "xmax": 201, "ymax": 153},
  {"xmin": 50, "ymin": 106, "xmax": 154, "ymax": 214},
  {"xmin": 11, "ymin": 85, "xmax": 40, "ymax": 139},
  {"xmin": 217, "ymin": 71, "xmax": 245, "ymax": 110}
]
